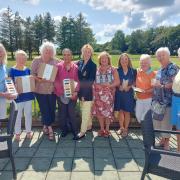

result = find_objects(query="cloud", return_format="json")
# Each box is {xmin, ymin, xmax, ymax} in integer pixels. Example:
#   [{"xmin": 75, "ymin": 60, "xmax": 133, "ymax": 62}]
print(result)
[
  {"xmin": 78, "ymin": 0, "xmax": 180, "ymax": 29},
  {"xmin": 21, "ymin": 0, "xmax": 40, "ymax": 5}
]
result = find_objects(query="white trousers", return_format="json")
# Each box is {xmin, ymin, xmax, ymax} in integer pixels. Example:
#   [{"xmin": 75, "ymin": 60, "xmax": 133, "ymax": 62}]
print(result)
[
  {"xmin": 135, "ymin": 98, "xmax": 152, "ymax": 123},
  {"xmin": 80, "ymin": 101, "xmax": 93, "ymax": 133},
  {"xmin": 0, "ymin": 98, "xmax": 6, "ymax": 119},
  {"xmin": 15, "ymin": 100, "xmax": 32, "ymax": 134}
]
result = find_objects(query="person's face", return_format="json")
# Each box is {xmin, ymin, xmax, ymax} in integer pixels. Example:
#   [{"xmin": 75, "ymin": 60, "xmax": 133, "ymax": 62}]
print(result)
[
  {"xmin": 120, "ymin": 55, "xmax": 129, "ymax": 68},
  {"xmin": 42, "ymin": 48, "xmax": 54, "ymax": 61},
  {"xmin": 140, "ymin": 59, "xmax": 150, "ymax": 72},
  {"xmin": 83, "ymin": 48, "xmax": 92, "ymax": 61},
  {"xmin": 156, "ymin": 51, "xmax": 169, "ymax": 67},
  {"xmin": 16, "ymin": 54, "xmax": 26, "ymax": 67},
  {"xmin": 0, "ymin": 48, "xmax": 5, "ymax": 64},
  {"xmin": 63, "ymin": 51, "xmax": 72, "ymax": 63},
  {"xmin": 100, "ymin": 55, "xmax": 109, "ymax": 66}
]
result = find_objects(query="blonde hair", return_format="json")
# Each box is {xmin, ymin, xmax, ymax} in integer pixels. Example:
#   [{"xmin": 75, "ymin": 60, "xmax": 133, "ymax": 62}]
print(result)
[
  {"xmin": 118, "ymin": 53, "xmax": 132, "ymax": 68},
  {"xmin": 0, "ymin": 43, "xmax": 7, "ymax": 64},
  {"xmin": 15, "ymin": 50, "xmax": 28, "ymax": 60},
  {"xmin": 81, "ymin": 44, "xmax": 94, "ymax": 59},
  {"xmin": 98, "ymin": 51, "xmax": 111, "ymax": 65},
  {"xmin": 140, "ymin": 54, "xmax": 151, "ymax": 64},
  {"xmin": 39, "ymin": 41, "xmax": 56, "ymax": 58}
]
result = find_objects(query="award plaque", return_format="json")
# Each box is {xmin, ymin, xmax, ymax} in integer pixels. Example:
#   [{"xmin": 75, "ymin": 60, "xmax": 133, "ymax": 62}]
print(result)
[
  {"xmin": 5, "ymin": 78, "xmax": 18, "ymax": 97},
  {"xmin": 63, "ymin": 79, "xmax": 77, "ymax": 98}
]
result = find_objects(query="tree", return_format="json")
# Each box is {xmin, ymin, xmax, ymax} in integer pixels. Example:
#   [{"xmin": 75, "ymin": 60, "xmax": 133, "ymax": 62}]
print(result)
[
  {"xmin": 111, "ymin": 30, "xmax": 126, "ymax": 52},
  {"xmin": 24, "ymin": 17, "xmax": 34, "ymax": 59},
  {"xmin": 0, "ymin": 7, "xmax": 15, "ymax": 59},
  {"xmin": 33, "ymin": 14, "xmax": 44, "ymax": 54},
  {"xmin": 43, "ymin": 12, "xmax": 55, "ymax": 41},
  {"xmin": 13, "ymin": 11, "xmax": 23, "ymax": 50}
]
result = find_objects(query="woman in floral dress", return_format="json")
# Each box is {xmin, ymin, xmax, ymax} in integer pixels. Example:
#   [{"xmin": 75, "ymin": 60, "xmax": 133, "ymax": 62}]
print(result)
[{"xmin": 92, "ymin": 51, "xmax": 120, "ymax": 137}]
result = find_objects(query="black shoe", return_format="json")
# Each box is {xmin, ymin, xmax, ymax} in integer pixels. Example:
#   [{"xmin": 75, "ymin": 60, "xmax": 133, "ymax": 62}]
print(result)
[
  {"xmin": 61, "ymin": 132, "xmax": 68, "ymax": 137},
  {"xmin": 73, "ymin": 135, "xmax": 79, "ymax": 140}
]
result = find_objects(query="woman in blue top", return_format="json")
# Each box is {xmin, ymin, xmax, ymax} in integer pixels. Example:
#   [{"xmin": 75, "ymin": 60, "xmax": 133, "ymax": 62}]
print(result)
[
  {"xmin": 0, "ymin": 43, "xmax": 15, "ymax": 121},
  {"xmin": 114, "ymin": 53, "xmax": 136, "ymax": 137},
  {"xmin": 9, "ymin": 50, "xmax": 34, "ymax": 141}
]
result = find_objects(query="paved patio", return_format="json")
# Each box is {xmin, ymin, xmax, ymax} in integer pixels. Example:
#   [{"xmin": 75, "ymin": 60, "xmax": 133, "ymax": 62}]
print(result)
[{"xmin": 0, "ymin": 129, "xmax": 177, "ymax": 180}]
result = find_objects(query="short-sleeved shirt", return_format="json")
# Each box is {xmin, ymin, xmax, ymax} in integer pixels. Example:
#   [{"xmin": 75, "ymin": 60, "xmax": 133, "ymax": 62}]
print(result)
[
  {"xmin": 31, "ymin": 57, "xmax": 59, "ymax": 94},
  {"xmin": 136, "ymin": 69, "xmax": 156, "ymax": 99},
  {"xmin": 9, "ymin": 67, "xmax": 35, "ymax": 103},
  {"xmin": 153, "ymin": 62, "xmax": 179, "ymax": 106}
]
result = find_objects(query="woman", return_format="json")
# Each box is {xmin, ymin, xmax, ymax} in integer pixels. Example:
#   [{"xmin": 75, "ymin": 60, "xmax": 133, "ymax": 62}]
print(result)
[
  {"xmin": 31, "ymin": 41, "xmax": 58, "ymax": 140},
  {"xmin": 152, "ymin": 47, "xmax": 178, "ymax": 150},
  {"xmin": 171, "ymin": 47, "xmax": 180, "ymax": 152},
  {"xmin": 77, "ymin": 44, "xmax": 97, "ymax": 139},
  {"xmin": 0, "ymin": 44, "xmax": 14, "ymax": 121},
  {"xmin": 92, "ymin": 51, "xmax": 120, "ymax": 137},
  {"xmin": 135, "ymin": 54, "xmax": 156, "ymax": 123},
  {"xmin": 9, "ymin": 50, "xmax": 34, "ymax": 141},
  {"xmin": 114, "ymin": 53, "xmax": 136, "ymax": 137},
  {"xmin": 54, "ymin": 48, "xmax": 80, "ymax": 140}
]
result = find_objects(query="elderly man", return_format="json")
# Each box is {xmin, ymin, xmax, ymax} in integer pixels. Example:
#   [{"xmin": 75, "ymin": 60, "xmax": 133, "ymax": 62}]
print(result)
[
  {"xmin": 152, "ymin": 47, "xmax": 179, "ymax": 150},
  {"xmin": 135, "ymin": 54, "xmax": 156, "ymax": 123}
]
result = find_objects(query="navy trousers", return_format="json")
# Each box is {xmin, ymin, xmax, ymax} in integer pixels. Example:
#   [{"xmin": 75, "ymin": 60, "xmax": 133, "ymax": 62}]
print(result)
[{"xmin": 35, "ymin": 93, "xmax": 56, "ymax": 126}]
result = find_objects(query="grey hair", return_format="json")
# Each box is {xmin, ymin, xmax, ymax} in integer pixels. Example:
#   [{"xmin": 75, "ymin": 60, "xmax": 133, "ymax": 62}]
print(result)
[
  {"xmin": 0, "ymin": 43, "xmax": 7, "ymax": 64},
  {"xmin": 178, "ymin": 48, "xmax": 180, "ymax": 58},
  {"xmin": 62, "ymin": 48, "xmax": 72, "ymax": 55},
  {"xmin": 155, "ymin": 47, "xmax": 170, "ymax": 57},
  {"xmin": 39, "ymin": 41, "xmax": 56, "ymax": 57},
  {"xmin": 140, "ymin": 54, "xmax": 151, "ymax": 64}
]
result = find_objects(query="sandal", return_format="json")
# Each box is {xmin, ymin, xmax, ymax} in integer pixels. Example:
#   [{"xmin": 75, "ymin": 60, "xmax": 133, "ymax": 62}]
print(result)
[
  {"xmin": 15, "ymin": 134, "xmax": 21, "ymax": 141},
  {"xmin": 48, "ymin": 131, "xmax": 54, "ymax": 141},
  {"xmin": 117, "ymin": 128, "xmax": 124, "ymax": 135},
  {"xmin": 26, "ymin": 132, "xmax": 33, "ymax": 139},
  {"xmin": 104, "ymin": 130, "xmax": 111, "ymax": 137},
  {"xmin": 122, "ymin": 129, "xmax": 128, "ymax": 138},
  {"xmin": 98, "ymin": 130, "xmax": 105, "ymax": 137},
  {"xmin": 43, "ymin": 127, "xmax": 49, "ymax": 135}
]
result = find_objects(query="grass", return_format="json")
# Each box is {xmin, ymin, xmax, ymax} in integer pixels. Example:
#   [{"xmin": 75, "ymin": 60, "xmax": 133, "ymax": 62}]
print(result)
[
  {"xmin": 6, "ymin": 53, "xmax": 180, "ymax": 118},
  {"xmin": 7, "ymin": 53, "xmax": 180, "ymax": 70}
]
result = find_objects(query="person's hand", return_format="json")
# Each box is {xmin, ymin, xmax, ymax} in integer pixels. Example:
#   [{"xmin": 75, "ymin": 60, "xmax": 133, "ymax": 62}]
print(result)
[
  {"xmin": 71, "ymin": 92, "xmax": 78, "ymax": 100},
  {"xmin": 124, "ymin": 86, "xmax": 131, "ymax": 92},
  {"xmin": 3, "ymin": 92, "xmax": 17, "ymax": 100},
  {"xmin": 119, "ymin": 85, "xmax": 124, "ymax": 91},
  {"xmin": 153, "ymin": 80, "xmax": 161, "ymax": 88},
  {"xmin": 81, "ymin": 97, "xmax": 85, "ymax": 101}
]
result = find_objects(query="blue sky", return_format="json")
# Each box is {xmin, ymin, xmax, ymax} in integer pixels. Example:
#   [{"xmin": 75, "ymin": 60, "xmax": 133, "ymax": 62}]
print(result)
[{"xmin": 0, "ymin": 0, "xmax": 180, "ymax": 44}]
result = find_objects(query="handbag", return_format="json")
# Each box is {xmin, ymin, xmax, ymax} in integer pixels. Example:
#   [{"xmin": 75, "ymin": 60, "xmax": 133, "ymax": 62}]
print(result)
[{"xmin": 151, "ymin": 100, "xmax": 166, "ymax": 121}]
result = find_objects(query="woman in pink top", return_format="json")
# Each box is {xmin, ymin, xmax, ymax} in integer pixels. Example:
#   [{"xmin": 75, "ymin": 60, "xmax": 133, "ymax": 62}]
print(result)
[{"xmin": 54, "ymin": 48, "xmax": 80, "ymax": 140}]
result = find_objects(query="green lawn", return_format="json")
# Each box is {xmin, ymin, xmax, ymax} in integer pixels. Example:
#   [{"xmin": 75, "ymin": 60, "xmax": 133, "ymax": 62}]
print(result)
[{"xmin": 7, "ymin": 53, "xmax": 180, "ymax": 70}]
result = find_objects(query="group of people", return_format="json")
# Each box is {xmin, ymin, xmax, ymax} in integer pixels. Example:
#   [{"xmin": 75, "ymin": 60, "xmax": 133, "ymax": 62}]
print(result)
[{"xmin": 0, "ymin": 41, "xmax": 180, "ymax": 152}]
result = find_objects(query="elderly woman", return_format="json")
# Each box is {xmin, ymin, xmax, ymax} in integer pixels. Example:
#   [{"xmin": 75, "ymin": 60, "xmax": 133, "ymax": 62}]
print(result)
[
  {"xmin": 0, "ymin": 44, "xmax": 14, "ymax": 121},
  {"xmin": 92, "ymin": 51, "xmax": 120, "ymax": 137},
  {"xmin": 135, "ymin": 54, "xmax": 156, "ymax": 123},
  {"xmin": 114, "ymin": 53, "xmax": 136, "ymax": 137},
  {"xmin": 171, "ymin": 48, "xmax": 180, "ymax": 152},
  {"xmin": 152, "ymin": 47, "xmax": 179, "ymax": 150},
  {"xmin": 77, "ymin": 44, "xmax": 97, "ymax": 139},
  {"xmin": 54, "ymin": 48, "xmax": 80, "ymax": 140},
  {"xmin": 31, "ymin": 41, "xmax": 58, "ymax": 140},
  {"xmin": 9, "ymin": 50, "xmax": 35, "ymax": 141}
]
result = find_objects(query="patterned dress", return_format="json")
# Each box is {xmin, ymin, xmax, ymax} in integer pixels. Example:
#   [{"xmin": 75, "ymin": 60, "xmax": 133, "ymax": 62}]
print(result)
[{"xmin": 92, "ymin": 66, "xmax": 115, "ymax": 121}]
